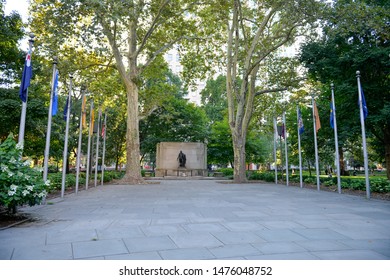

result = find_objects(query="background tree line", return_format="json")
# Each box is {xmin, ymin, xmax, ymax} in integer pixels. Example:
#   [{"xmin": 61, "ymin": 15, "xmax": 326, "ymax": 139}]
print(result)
[{"xmin": 0, "ymin": 0, "xmax": 388, "ymax": 181}]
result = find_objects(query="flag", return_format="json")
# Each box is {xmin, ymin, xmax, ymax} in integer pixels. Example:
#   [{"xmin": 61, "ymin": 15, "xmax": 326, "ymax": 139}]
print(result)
[
  {"xmin": 298, "ymin": 108, "xmax": 304, "ymax": 135},
  {"xmin": 19, "ymin": 51, "xmax": 32, "ymax": 102},
  {"xmin": 360, "ymin": 86, "xmax": 368, "ymax": 120},
  {"xmin": 101, "ymin": 120, "xmax": 105, "ymax": 137},
  {"xmin": 89, "ymin": 106, "xmax": 95, "ymax": 136},
  {"xmin": 52, "ymin": 70, "xmax": 59, "ymax": 116},
  {"xmin": 330, "ymin": 102, "xmax": 334, "ymax": 129},
  {"xmin": 313, "ymin": 101, "xmax": 321, "ymax": 132},
  {"xmin": 63, "ymin": 95, "xmax": 70, "ymax": 121},
  {"xmin": 81, "ymin": 95, "xmax": 87, "ymax": 128}
]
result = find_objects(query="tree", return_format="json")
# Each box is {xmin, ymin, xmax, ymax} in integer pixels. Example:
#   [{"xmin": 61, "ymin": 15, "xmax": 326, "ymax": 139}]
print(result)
[
  {"xmin": 0, "ymin": 88, "xmax": 20, "ymax": 140},
  {"xmin": 29, "ymin": 0, "xmax": 220, "ymax": 184},
  {"xmin": 140, "ymin": 96, "xmax": 209, "ymax": 165},
  {"xmin": 299, "ymin": 0, "xmax": 390, "ymax": 179},
  {"xmin": 0, "ymin": 1, "xmax": 24, "ymax": 85},
  {"xmin": 207, "ymin": 118, "xmax": 234, "ymax": 167},
  {"xmin": 200, "ymin": 75, "xmax": 228, "ymax": 124},
  {"xmin": 225, "ymin": 0, "xmax": 322, "ymax": 182}
]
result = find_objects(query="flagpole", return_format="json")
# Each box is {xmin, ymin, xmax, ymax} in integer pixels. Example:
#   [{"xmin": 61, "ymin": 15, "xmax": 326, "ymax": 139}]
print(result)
[
  {"xmin": 18, "ymin": 34, "xmax": 34, "ymax": 149},
  {"xmin": 283, "ymin": 111, "xmax": 289, "ymax": 186},
  {"xmin": 85, "ymin": 100, "xmax": 93, "ymax": 190},
  {"xmin": 43, "ymin": 57, "xmax": 58, "ymax": 182},
  {"xmin": 101, "ymin": 113, "xmax": 107, "ymax": 186},
  {"xmin": 356, "ymin": 71, "xmax": 370, "ymax": 199},
  {"xmin": 273, "ymin": 117, "xmax": 278, "ymax": 184},
  {"xmin": 94, "ymin": 108, "xmax": 101, "ymax": 187},
  {"xmin": 331, "ymin": 83, "xmax": 342, "ymax": 194},
  {"xmin": 312, "ymin": 96, "xmax": 320, "ymax": 191},
  {"xmin": 75, "ymin": 89, "xmax": 85, "ymax": 194},
  {"xmin": 61, "ymin": 74, "xmax": 73, "ymax": 198},
  {"xmin": 297, "ymin": 105, "xmax": 303, "ymax": 188}
]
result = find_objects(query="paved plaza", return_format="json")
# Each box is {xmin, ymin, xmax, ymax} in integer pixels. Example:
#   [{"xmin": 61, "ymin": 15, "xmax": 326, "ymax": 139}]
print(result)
[{"xmin": 0, "ymin": 179, "xmax": 389, "ymax": 260}]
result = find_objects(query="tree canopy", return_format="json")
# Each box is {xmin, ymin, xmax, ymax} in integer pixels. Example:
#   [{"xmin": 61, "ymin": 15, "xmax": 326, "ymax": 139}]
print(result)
[
  {"xmin": 299, "ymin": 0, "xmax": 390, "ymax": 178},
  {"xmin": 0, "ymin": 1, "xmax": 24, "ymax": 85}
]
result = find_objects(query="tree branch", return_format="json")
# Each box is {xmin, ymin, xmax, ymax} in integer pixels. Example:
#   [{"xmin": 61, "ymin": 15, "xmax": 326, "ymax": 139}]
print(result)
[
  {"xmin": 99, "ymin": 16, "xmax": 130, "ymax": 84},
  {"xmin": 138, "ymin": 35, "xmax": 192, "ymax": 74},
  {"xmin": 246, "ymin": 23, "xmax": 299, "ymax": 77},
  {"xmin": 136, "ymin": 0, "xmax": 171, "ymax": 58},
  {"xmin": 255, "ymin": 87, "xmax": 287, "ymax": 96}
]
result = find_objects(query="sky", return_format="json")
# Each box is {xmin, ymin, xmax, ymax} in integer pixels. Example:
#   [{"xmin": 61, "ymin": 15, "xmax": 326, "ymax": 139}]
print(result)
[
  {"xmin": 4, "ymin": 0, "xmax": 30, "ymax": 50},
  {"xmin": 4, "ymin": 0, "xmax": 29, "ymax": 22}
]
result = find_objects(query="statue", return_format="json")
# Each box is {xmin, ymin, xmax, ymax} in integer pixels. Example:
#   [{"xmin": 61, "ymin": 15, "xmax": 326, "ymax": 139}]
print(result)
[{"xmin": 177, "ymin": 150, "xmax": 186, "ymax": 168}]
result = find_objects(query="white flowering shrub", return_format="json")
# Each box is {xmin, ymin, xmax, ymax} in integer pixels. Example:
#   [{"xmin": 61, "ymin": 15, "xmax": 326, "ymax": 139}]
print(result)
[{"xmin": 0, "ymin": 134, "xmax": 49, "ymax": 213}]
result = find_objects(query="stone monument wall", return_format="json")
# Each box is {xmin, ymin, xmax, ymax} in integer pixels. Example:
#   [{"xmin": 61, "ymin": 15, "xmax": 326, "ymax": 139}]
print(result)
[{"xmin": 155, "ymin": 142, "xmax": 207, "ymax": 177}]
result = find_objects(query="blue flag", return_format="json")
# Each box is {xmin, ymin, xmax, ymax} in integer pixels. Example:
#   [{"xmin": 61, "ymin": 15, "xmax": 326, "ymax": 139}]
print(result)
[
  {"xmin": 298, "ymin": 108, "xmax": 304, "ymax": 135},
  {"xmin": 63, "ymin": 95, "xmax": 70, "ymax": 121},
  {"xmin": 19, "ymin": 51, "xmax": 32, "ymax": 102},
  {"xmin": 361, "ymin": 86, "xmax": 368, "ymax": 120},
  {"xmin": 330, "ymin": 102, "xmax": 334, "ymax": 129},
  {"xmin": 52, "ymin": 70, "xmax": 59, "ymax": 116}
]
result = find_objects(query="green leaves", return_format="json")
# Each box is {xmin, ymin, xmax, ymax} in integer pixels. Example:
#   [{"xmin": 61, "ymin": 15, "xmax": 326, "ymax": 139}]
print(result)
[
  {"xmin": 0, "ymin": 2, "xmax": 24, "ymax": 84},
  {"xmin": 0, "ymin": 134, "xmax": 49, "ymax": 213},
  {"xmin": 299, "ymin": 0, "xmax": 390, "ymax": 178}
]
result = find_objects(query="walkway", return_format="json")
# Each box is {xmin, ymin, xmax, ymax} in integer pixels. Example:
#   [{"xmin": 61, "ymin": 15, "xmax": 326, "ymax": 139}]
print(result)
[{"xmin": 1, "ymin": 180, "xmax": 389, "ymax": 260}]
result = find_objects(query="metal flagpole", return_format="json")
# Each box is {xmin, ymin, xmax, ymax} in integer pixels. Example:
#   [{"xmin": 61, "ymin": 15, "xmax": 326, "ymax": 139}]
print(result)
[
  {"xmin": 75, "ymin": 90, "xmax": 85, "ymax": 194},
  {"xmin": 94, "ymin": 108, "xmax": 101, "ymax": 187},
  {"xmin": 356, "ymin": 71, "xmax": 370, "ymax": 199},
  {"xmin": 312, "ymin": 96, "xmax": 321, "ymax": 191},
  {"xmin": 101, "ymin": 113, "xmax": 107, "ymax": 186},
  {"xmin": 61, "ymin": 74, "xmax": 73, "ymax": 198},
  {"xmin": 297, "ymin": 105, "xmax": 303, "ymax": 188},
  {"xmin": 331, "ymin": 83, "xmax": 342, "ymax": 194},
  {"xmin": 283, "ymin": 111, "xmax": 289, "ymax": 186},
  {"xmin": 85, "ymin": 100, "xmax": 93, "ymax": 190},
  {"xmin": 43, "ymin": 57, "xmax": 58, "ymax": 182},
  {"xmin": 273, "ymin": 117, "xmax": 278, "ymax": 184},
  {"xmin": 18, "ymin": 34, "xmax": 35, "ymax": 149}
]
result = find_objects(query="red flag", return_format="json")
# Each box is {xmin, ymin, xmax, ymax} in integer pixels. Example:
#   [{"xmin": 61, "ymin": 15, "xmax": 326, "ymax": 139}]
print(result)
[{"xmin": 101, "ymin": 123, "xmax": 105, "ymax": 137}]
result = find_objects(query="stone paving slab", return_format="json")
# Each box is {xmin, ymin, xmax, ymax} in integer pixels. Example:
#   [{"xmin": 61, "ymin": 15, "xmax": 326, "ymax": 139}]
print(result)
[
  {"xmin": 0, "ymin": 180, "xmax": 389, "ymax": 260},
  {"xmin": 122, "ymin": 236, "xmax": 177, "ymax": 253}
]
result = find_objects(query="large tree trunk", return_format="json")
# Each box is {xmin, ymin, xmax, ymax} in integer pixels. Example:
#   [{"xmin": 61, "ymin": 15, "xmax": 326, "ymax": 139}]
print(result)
[
  {"xmin": 101, "ymin": 17, "xmax": 144, "ymax": 184},
  {"xmin": 123, "ymin": 78, "xmax": 143, "ymax": 184},
  {"xmin": 232, "ymin": 130, "xmax": 247, "ymax": 182}
]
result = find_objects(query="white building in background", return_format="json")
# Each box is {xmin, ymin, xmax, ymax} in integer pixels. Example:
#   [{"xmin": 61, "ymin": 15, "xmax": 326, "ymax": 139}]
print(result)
[{"xmin": 164, "ymin": 49, "xmax": 205, "ymax": 106}]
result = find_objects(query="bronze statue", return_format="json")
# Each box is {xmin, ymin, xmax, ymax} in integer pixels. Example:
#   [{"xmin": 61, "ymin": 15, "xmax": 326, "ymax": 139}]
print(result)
[{"xmin": 177, "ymin": 151, "xmax": 186, "ymax": 168}]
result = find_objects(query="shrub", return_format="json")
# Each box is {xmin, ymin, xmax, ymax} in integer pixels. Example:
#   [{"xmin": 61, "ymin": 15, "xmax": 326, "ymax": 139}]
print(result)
[
  {"xmin": 348, "ymin": 179, "xmax": 365, "ymax": 190},
  {"xmin": 304, "ymin": 177, "xmax": 316, "ymax": 185},
  {"xmin": 323, "ymin": 180, "xmax": 334, "ymax": 187},
  {"xmin": 370, "ymin": 178, "xmax": 390, "ymax": 193},
  {"xmin": 289, "ymin": 175, "xmax": 300, "ymax": 183},
  {"xmin": 218, "ymin": 168, "xmax": 234, "ymax": 177},
  {"xmin": 0, "ymin": 134, "xmax": 49, "ymax": 213}
]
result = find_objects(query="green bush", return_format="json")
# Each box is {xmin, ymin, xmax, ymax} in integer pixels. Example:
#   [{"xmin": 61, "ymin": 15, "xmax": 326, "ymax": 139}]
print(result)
[
  {"xmin": 247, "ymin": 171, "xmax": 390, "ymax": 193},
  {"xmin": 0, "ymin": 134, "xmax": 49, "ymax": 213},
  {"xmin": 248, "ymin": 171, "xmax": 275, "ymax": 182},
  {"xmin": 323, "ymin": 180, "xmax": 334, "ymax": 187},
  {"xmin": 370, "ymin": 178, "xmax": 390, "ymax": 193},
  {"xmin": 304, "ymin": 177, "xmax": 316, "ymax": 185},
  {"xmin": 218, "ymin": 168, "xmax": 234, "ymax": 177},
  {"xmin": 289, "ymin": 175, "xmax": 300, "ymax": 183},
  {"xmin": 348, "ymin": 179, "xmax": 365, "ymax": 190},
  {"xmin": 47, "ymin": 170, "xmax": 125, "ymax": 192}
]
